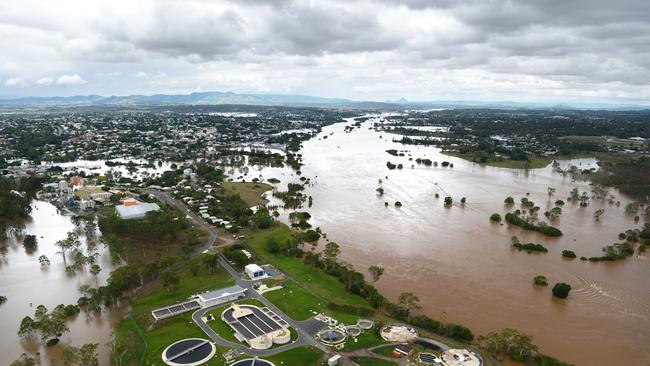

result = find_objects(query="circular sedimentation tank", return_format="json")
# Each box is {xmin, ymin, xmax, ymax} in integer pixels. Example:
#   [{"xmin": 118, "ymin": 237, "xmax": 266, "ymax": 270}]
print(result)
[
  {"xmin": 316, "ymin": 328, "xmax": 347, "ymax": 346},
  {"xmin": 357, "ymin": 319, "xmax": 374, "ymax": 329},
  {"xmin": 162, "ymin": 338, "xmax": 216, "ymax": 366},
  {"xmin": 345, "ymin": 325, "xmax": 363, "ymax": 337}
]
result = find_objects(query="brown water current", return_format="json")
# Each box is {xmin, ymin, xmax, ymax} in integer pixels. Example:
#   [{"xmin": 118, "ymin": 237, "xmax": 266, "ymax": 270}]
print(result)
[
  {"xmin": 255, "ymin": 115, "xmax": 649, "ymax": 366},
  {"xmin": 0, "ymin": 201, "xmax": 121, "ymax": 365}
]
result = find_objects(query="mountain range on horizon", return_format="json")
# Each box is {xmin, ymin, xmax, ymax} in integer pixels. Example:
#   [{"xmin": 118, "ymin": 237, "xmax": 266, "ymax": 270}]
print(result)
[{"xmin": 0, "ymin": 91, "xmax": 648, "ymax": 111}]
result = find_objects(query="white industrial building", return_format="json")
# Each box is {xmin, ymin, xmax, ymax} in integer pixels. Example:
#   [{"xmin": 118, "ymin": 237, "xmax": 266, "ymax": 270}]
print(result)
[
  {"xmin": 245, "ymin": 264, "xmax": 267, "ymax": 280},
  {"xmin": 196, "ymin": 285, "xmax": 247, "ymax": 307},
  {"xmin": 115, "ymin": 202, "xmax": 160, "ymax": 220}
]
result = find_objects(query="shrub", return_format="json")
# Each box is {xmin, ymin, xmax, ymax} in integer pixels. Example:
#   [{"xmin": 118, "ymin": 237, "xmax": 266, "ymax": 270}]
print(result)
[
  {"xmin": 445, "ymin": 323, "xmax": 474, "ymax": 342},
  {"xmin": 552, "ymin": 283, "xmax": 571, "ymax": 299},
  {"xmin": 490, "ymin": 213, "xmax": 502, "ymax": 222},
  {"xmin": 533, "ymin": 275, "xmax": 548, "ymax": 286},
  {"xmin": 561, "ymin": 250, "xmax": 576, "ymax": 259}
]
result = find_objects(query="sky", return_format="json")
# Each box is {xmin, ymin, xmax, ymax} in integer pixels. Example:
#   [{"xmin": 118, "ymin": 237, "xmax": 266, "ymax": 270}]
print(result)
[{"xmin": 1, "ymin": 0, "xmax": 649, "ymax": 103}]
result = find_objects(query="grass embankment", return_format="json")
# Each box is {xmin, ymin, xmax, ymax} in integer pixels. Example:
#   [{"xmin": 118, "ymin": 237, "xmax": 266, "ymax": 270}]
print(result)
[
  {"xmin": 444, "ymin": 151, "xmax": 552, "ymax": 169},
  {"xmin": 247, "ymin": 224, "xmax": 375, "ymax": 322},
  {"xmin": 222, "ymin": 182, "xmax": 272, "ymax": 207},
  {"xmin": 114, "ymin": 256, "xmax": 235, "ymax": 365}
]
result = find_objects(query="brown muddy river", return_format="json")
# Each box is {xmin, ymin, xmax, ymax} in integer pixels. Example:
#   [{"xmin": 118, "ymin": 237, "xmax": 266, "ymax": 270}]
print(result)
[
  {"xmin": 252, "ymin": 115, "xmax": 649, "ymax": 366},
  {"xmin": 0, "ymin": 201, "xmax": 120, "ymax": 365}
]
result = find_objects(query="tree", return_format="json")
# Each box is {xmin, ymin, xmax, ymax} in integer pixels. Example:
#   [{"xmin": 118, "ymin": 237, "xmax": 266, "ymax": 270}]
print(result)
[
  {"xmin": 22, "ymin": 234, "xmax": 37, "ymax": 248},
  {"xmin": 161, "ymin": 271, "xmax": 180, "ymax": 291},
  {"xmin": 533, "ymin": 275, "xmax": 548, "ymax": 286},
  {"xmin": 17, "ymin": 316, "xmax": 36, "ymax": 339},
  {"xmin": 552, "ymin": 283, "xmax": 571, "ymax": 299},
  {"xmin": 63, "ymin": 343, "xmax": 99, "ymax": 366},
  {"xmin": 55, "ymin": 231, "xmax": 81, "ymax": 265},
  {"xmin": 368, "ymin": 265, "xmax": 384, "ymax": 283},
  {"xmin": 251, "ymin": 206, "xmax": 273, "ymax": 229},
  {"xmin": 38, "ymin": 255, "xmax": 50, "ymax": 266},
  {"xmin": 9, "ymin": 353, "xmax": 37, "ymax": 366},
  {"xmin": 547, "ymin": 187, "xmax": 555, "ymax": 197},
  {"xmin": 323, "ymin": 242, "xmax": 340, "ymax": 262},
  {"xmin": 90, "ymin": 264, "xmax": 101, "ymax": 279},
  {"xmin": 398, "ymin": 292, "xmax": 421, "ymax": 317},
  {"xmin": 202, "ymin": 254, "xmax": 220, "ymax": 274},
  {"xmin": 490, "ymin": 213, "xmax": 502, "ymax": 222},
  {"xmin": 444, "ymin": 197, "xmax": 453, "ymax": 205},
  {"xmin": 504, "ymin": 196, "xmax": 515, "ymax": 205}
]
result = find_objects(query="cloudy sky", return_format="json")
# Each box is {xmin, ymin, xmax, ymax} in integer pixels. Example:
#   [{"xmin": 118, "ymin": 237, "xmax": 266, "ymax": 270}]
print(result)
[{"xmin": 1, "ymin": 0, "xmax": 649, "ymax": 103}]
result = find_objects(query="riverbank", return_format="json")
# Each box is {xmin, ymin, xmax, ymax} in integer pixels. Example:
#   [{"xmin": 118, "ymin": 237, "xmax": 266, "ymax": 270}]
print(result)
[{"xmin": 442, "ymin": 151, "xmax": 552, "ymax": 169}]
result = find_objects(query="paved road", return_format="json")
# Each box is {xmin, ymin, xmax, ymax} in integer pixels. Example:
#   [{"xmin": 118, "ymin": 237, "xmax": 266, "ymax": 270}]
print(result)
[
  {"xmin": 190, "ymin": 255, "xmax": 329, "ymax": 356},
  {"xmin": 146, "ymin": 189, "xmax": 218, "ymax": 255},
  {"xmin": 147, "ymin": 189, "xmax": 329, "ymax": 357}
]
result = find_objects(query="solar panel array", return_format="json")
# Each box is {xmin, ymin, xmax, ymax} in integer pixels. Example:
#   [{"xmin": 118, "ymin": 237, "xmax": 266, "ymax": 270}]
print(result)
[{"xmin": 152, "ymin": 300, "xmax": 201, "ymax": 320}]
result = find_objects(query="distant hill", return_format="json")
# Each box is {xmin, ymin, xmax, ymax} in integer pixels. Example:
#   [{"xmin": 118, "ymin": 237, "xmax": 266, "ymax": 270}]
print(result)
[
  {"xmin": 0, "ymin": 91, "xmax": 647, "ymax": 111},
  {"xmin": 0, "ymin": 91, "xmax": 355, "ymax": 108}
]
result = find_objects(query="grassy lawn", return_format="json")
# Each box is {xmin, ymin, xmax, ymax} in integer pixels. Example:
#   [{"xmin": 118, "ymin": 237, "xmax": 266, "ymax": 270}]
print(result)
[
  {"xmin": 247, "ymin": 224, "xmax": 373, "ymax": 311},
  {"xmin": 266, "ymin": 346, "xmax": 324, "ymax": 365},
  {"xmin": 341, "ymin": 330, "xmax": 386, "ymax": 352},
  {"xmin": 444, "ymin": 151, "xmax": 551, "ymax": 169},
  {"xmin": 222, "ymin": 182, "xmax": 272, "ymax": 207},
  {"xmin": 351, "ymin": 356, "xmax": 397, "ymax": 366},
  {"xmin": 132, "ymin": 255, "xmax": 235, "ymax": 325},
  {"xmin": 372, "ymin": 345, "xmax": 397, "ymax": 357}
]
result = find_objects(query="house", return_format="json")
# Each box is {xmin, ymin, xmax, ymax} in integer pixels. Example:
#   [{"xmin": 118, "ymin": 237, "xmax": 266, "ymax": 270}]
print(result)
[
  {"xmin": 196, "ymin": 285, "xmax": 246, "ymax": 307},
  {"xmin": 244, "ymin": 264, "xmax": 267, "ymax": 280},
  {"xmin": 116, "ymin": 201, "xmax": 160, "ymax": 220}
]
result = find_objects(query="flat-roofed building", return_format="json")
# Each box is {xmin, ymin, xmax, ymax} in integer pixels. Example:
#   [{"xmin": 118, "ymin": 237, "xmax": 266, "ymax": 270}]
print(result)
[{"xmin": 196, "ymin": 285, "xmax": 246, "ymax": 307}]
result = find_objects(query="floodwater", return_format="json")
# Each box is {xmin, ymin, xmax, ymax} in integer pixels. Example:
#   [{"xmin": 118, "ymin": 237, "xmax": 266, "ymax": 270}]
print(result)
[
  {"xmin": 0, "ymin": 201, "xmax": 120, "ymax": 365},
  {"xmin": 239, "ymin": 115, "xmax": 649, "ymax": 366}
]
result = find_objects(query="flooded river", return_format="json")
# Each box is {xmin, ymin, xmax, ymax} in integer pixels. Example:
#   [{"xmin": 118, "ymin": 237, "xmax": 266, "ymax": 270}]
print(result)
[
  {"xmin": 2, "ymin": 115, "xmax": 647, "ymax": 365},
  {"xmin": 244, "ymin": 116, "xmax": 649, "ymax": 366},
  {"xmin": 0, "ymin": 201, "xmax": 120, "ymax": 365}
]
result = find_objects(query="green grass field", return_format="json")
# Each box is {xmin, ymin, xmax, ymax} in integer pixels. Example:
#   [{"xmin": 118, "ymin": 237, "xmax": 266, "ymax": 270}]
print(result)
[
  {"xmin": 222, "ymin": 182, "xmax": 272, "ymax": 207},
  {"xmin": 372, "ymin": 345, "xmax": 397, "ymax": 357},
  {"xmin": 247, "ymin": 225, "xmax": 373, "ymax": 312},
  {"xmin": 444, "ymin": 151, "xmax": 552, "ymax": 169},
  {"xmin": 132, "ymin": 255, "xmax": 235, "ymax": 325},
  {"xmin": 341, "ymin": 330, "xmax": 385, "ymax": 352}
]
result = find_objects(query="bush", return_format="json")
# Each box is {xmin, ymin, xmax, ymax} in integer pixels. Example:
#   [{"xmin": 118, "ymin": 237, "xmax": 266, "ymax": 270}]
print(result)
[
  {"xmin": 409, "ymin": 315, "xmax": 444, "ymax": 334},
  {"xmin": 490, "ymin": 213, "xmax": 502, "ymax": 222},
  {"xmin": 552, "ymin": 283, "xmax": 571, "ymax": 299},
  {"xmin": 533, "ymin": 275, "xmax": 548, "ymax": 286},
  {"xmin": 445, "ymin": 323, "xmax": 474, "ymax": 342},
  {"xmin": 504, "ymin": 196, "xmax": 515, "ymax": 205},
  {"xmin": 561, "ymin": 250, "xmax": 576, "ymax": 259},
  {"xmin": 302, "ymin": 230, "xmax": 321, "ymax": 242}
]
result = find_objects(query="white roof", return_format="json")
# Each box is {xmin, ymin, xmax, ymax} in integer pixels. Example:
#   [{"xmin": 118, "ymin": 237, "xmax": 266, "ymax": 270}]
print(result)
[
  {"xmin": 116, "ymin": 202, "xmax": 160, "ymax": 220},
  {"xmin": 197, "ymin": 285, "xmax": 246, "ymax": 302},
  {"xmin": 245, "ymin": 263, "xmax": 264, "ymax": 272}
]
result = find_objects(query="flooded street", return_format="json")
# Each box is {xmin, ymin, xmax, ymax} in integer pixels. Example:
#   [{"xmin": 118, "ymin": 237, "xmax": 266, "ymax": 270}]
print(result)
[
  {"xmin": 253, "ymin": 116, "xmax": 649, "ymax": 366},
  {"xmin": 0, "ymin": 201, "xmax": 120, "ymax": 365}
]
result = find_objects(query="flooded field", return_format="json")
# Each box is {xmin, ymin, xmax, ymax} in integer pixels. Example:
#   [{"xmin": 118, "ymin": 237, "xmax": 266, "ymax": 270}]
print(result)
[
  {"xmin": 242, "ymin": 116, "xmax": 649, "ymax": 366},
  {"xmin": 0, "ymin": 201, "xmax": 120, "ymax": 365}
]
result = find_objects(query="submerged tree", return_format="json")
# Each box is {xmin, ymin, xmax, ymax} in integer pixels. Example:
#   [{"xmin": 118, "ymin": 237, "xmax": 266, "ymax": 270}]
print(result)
[
  {"xmin": 398, "ymin": 292, "xmax": 421, "ymax": 317},
  {"xmin": 368, "ymin": 265, "xmax": 385, "ymax": 283}
]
